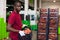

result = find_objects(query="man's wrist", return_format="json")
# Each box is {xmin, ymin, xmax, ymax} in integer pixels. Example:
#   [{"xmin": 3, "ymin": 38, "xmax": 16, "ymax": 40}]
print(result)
[{"xmin": 16, "ymin": 30, "xmax": 20, "ymax": 33}]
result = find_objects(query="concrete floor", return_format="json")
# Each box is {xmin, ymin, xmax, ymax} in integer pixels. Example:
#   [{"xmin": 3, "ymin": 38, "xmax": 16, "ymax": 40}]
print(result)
[
  {"xmin": 32, "ymin": 31, "xmax": 37, "ymax": 40},
  {"xmin": 58, "ymin": 35, "xmax": 60, "ymax": 40}
]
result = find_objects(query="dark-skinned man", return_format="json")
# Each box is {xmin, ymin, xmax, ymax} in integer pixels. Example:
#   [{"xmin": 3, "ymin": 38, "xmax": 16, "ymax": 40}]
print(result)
[{"xmin": 7, "ymin": 1, "xmax": 31, "ymax": 40}]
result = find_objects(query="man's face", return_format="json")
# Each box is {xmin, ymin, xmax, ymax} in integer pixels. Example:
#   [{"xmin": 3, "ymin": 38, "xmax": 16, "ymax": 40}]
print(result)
[{"xmin": 15, "ymin": 2, "xmax": 21, "ymax": 12}]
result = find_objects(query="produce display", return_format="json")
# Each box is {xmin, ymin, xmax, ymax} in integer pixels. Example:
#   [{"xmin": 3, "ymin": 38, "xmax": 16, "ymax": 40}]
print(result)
[{"xmin": 38, "ymin": 8, "xmax": 58, "ymax": 40}]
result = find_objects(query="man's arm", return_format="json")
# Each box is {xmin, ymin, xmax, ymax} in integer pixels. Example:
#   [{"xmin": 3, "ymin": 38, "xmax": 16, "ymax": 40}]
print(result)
[
  {"xmin": 7, "ymin": 24, "xmax": 28, "ymax": 34},
  {"xmin": 7, "ymin": 24, "xmax": 19, "ymax": 33}
]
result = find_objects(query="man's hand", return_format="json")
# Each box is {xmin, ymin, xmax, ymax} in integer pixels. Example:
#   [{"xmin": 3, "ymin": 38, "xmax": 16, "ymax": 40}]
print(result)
[{"xmin": 19, "ymin": 30, "xmax": 25, "ymax": 36}]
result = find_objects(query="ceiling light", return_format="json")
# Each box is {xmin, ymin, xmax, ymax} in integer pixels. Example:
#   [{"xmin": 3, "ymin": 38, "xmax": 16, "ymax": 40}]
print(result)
[{"xmin": 53, "ymin": 0, "xmax": 56, "ymax": 2}]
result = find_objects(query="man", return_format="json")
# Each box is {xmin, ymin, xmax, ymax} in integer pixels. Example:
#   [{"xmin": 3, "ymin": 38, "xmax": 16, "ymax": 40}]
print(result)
[{"xmin": 7, "ymin": 1, "xmax": 31, "ymax": 40}]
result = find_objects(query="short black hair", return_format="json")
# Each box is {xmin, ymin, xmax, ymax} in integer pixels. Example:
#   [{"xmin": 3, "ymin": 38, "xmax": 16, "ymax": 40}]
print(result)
[{"xmin": 13, "ymin": 1, "xmax": 21, "ymax": 6}]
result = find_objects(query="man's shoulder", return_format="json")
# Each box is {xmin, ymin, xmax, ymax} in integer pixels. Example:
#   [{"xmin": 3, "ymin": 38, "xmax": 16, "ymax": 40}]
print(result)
[
  {"xmin": 11, "ymin": 11, "xmax": 16, "ymax": 15},
  {"xmin": 9, "ymin": 12, "xmax": 16, "ymax": 18}
]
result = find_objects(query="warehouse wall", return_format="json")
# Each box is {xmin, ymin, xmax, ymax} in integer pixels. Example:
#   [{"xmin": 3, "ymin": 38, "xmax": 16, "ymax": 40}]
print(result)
[{"xmin": 41, "ymin": 2, "xmax": 60, "ymax": 15}]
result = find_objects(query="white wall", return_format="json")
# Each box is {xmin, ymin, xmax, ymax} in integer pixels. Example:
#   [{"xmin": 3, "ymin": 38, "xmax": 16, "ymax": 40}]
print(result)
[
  {"xmin": 0, "ymin": 0, "xmax": 6, "ymax": 22},
  {"xmin": 41, "ymin": 2, "xmax": 60, "ymax": 15}
]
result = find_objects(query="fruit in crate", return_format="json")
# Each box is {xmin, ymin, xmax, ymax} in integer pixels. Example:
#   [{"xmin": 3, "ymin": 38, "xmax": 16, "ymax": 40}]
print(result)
[
  {"xmin": 49, "ymin": 34, "xmax": 57, "ymax": 40},
  {"xmin": 50, "ymin": 18, "xmax": 56, "ymax": 24},
  {"xmin": 49, "ymin": 24, "xmax": 56, "ymax": 29},
  {"xmin": 38, "ymin": 34, "xmax": 46, "ymax": 40},
  {"xmin": 38, "ymin": 23, "xmax": 46, "ymax": 29},
  {"xmin": 40, "ymin": 18, "xmax": 46, "ymax": 23}
]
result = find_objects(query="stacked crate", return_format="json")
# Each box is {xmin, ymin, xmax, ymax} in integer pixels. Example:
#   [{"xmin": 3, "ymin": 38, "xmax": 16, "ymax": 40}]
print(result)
[
  {"xmin": 48, "ymin": 9, "xmax": 58, "ymax": 40},
  {"xmin": 38, "ymin": 9, "xmax": 48, "ymax": 40},
  {"xmin": 38, "ymin": 8, "xmax": 58, "ymax": 40}
]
